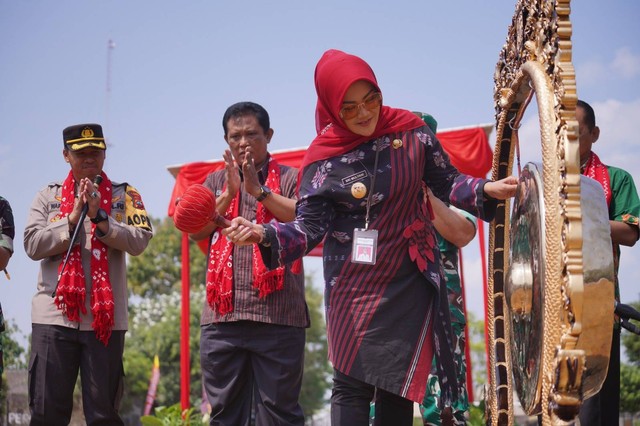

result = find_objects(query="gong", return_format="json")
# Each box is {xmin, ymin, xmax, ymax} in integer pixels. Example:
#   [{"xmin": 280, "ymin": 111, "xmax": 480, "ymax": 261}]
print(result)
[
  {"xmin": 484, "ymin": 0, "xmax": 613, "ymax": 423},
  {"xmin": 506, "ymin": 163, "xmax": 614, "ymax": 415}
]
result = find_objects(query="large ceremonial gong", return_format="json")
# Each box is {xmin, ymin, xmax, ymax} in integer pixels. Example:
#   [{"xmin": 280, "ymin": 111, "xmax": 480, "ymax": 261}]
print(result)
[
  {"xmin": 506, "ymin": 163, "xmax": 614, "ymax": 415},
  {"xmin": 485, "ymin": 1, "xmax": 616, "ymax": 424}
]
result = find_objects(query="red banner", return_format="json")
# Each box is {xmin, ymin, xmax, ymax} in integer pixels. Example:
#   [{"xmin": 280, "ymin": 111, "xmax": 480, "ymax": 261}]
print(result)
[{"xmin": 167, "ymin": 126, "xmax": 493, "ymax": 257}]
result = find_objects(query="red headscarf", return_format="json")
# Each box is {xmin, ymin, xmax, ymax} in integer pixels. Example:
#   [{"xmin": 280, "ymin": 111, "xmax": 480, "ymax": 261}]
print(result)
[{"xmin": 301, "ymin": 49, "xmax": 425, "ymax": 170}]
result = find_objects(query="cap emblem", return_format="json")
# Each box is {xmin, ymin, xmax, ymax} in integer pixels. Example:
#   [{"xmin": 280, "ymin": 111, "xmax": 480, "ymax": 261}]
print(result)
[{"xmin": 81, "ymin": 127, "xmax": 95, "ymax": 139}]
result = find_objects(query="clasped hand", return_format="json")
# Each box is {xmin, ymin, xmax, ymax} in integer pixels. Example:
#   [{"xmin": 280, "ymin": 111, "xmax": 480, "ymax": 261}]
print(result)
[
  {"xmin": 222, "ymin": 217, "xmax": 263, "ymax": 245},
  {"xmin": 69, "ymin": 177, "xmax": 101, "ymax": 224},
  {"xmin": 220, "ymin": 147, "xmax": 267, "ymax": 245}
]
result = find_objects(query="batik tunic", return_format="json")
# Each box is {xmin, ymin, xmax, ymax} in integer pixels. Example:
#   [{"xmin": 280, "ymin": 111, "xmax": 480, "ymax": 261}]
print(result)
[{"xmin": 261, "ymin": 124, "xmax": 496, "ymax": 403}]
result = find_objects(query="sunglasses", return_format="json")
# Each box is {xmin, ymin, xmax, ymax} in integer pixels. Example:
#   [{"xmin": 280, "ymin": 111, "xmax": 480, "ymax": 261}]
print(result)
[{"xmin": 339, "ymin": 92, "xmax": 382, "ymax": 120}]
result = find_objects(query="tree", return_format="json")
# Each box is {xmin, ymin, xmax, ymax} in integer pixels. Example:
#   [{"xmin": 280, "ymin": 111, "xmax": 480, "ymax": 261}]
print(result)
[
  {"xmin": 620, "ymin": 300, "xmax": 640, "ymax": 414},
  {"xmin": 620, "ymin": 364, "xmax": 640, "ymax": 413},
  {"xmin": 0, "ymin": 319, "xmax": 27, "ymax": 370},
  {"xmin": 123, "ymin": 287, "xmax": 204, "ymax": 415},
  {"xmin": 123, "ymin": 215, "xmax": 206, "ymax": 416},
  {"xmin": 127, "ymin": 217, "xmax": 206, "ymax": 297},
  {"xmin": 0, "ymin": 319, "xmax": 28, "ymax": 421},
  {"xmin": 622, "ymin": 301, "xmax": 640, "ymax": 366},
  {"xmin": 300, "ymin": 282, "xmax": 331, "ymax": 419},
  {"xmin": 466, "ymin": 311, "xmax": 487, "ymax": 395},
  {"xmin": 123, "ymin": 214, "xmax": 331, "ymax": 421}
]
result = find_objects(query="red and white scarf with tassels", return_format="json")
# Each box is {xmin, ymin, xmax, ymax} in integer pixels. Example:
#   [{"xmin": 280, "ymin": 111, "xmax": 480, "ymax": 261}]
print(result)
[
  {"xmin": 56, "ymin": 171, "xmax": 114, "ymax": 346},
  {"xmin": 583, "ymin": 152, "xmax": 612, "ymax": 207},
  {"xmin": 206, "ymin": 158, "xmax": 301, "ymax": 316}
]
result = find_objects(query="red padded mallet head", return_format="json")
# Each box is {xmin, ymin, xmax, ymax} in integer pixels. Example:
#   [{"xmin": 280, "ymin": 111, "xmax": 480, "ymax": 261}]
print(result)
[{"xmin": 173, "ymin": 184, "xmax": 228, "ymax": 233}]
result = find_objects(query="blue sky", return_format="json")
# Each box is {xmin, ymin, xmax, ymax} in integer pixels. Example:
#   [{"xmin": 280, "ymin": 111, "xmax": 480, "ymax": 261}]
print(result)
[{"xmin": 1, "ymin": 1, "xmax": 639, "ymax": 348}]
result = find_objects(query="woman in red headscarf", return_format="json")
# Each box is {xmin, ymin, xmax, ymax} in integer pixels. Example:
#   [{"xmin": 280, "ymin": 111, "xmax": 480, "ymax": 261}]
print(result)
[{"xmin": 224, "ymin": 49, "xmax": 517, "ymax": 425}]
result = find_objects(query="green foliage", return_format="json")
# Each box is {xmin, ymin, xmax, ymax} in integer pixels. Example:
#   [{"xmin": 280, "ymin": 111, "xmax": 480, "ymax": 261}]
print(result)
[
  {"xmin": 466, "ymin": 312, "xmax": 487, "ymax": 392},
  {"xmin": 466, "ymin": 312, "xmax": 493, "ymax": 422},
  {"xmin": 622, "ymin": 301, "xmax": 640, "ymax": 366},
  {"xmin": 127, "ymin": 217, "xmax": 206, "ymax": 297},
  {"xmin": 300, "ymin": 281, "xmax": 331, "ymax": 417},
  {"xmin": 0, "ymin": 319, "xmax": 27, "ymax": 370},
  {"xmin": 0, "ymin": 319, "xmax": 28, "ymax": 421},
  {"xmin": 621, "ymin": 300, "xmax": 640, "ymax": 414},
  {"xmin": 125, "ymin": 277, "xmax": 332, "ymax": 420},
  {"xmin": 140, "ymin": 403, "xmax": 209, "ymax": 425},
  {"xmin": 620, "ymin": 363, "xmax": 640, "ymax": 413},
  {"xmin": 124, "ymin": 214, "xmax": 332, "ymax": 421},
  {"xmin": 124, "ymin": 215, "xmax": 206, "ymax": 416},
  {"xmin": 123, "ymin": 287, "xmax": 204, "ymax": 414},
  {"xmin": 468, "ymin": 400, "xmax": 486, "ymax": 426}
]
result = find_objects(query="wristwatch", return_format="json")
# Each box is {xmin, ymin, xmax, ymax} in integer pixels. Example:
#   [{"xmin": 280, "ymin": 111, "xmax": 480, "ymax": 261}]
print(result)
[
  {"xmin": 90, "ymin": 208, "xmax": 109, "ymax": 224},
  {"xmin": 256, "ymin": 185, "xmax": 272, "ymax": 202}
]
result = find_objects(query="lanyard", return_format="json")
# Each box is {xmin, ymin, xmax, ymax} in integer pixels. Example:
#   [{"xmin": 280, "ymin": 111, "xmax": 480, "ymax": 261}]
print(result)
[{"xmin": 364, "ymin": 143, "xmax": 381, "ymax": 231}]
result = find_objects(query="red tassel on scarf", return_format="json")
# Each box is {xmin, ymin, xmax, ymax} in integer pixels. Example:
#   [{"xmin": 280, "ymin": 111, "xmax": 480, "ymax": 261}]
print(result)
[
  {"xmin": 56, "ymin": 171, "xmax": 115, "ymax": 346},
  {"xmin": 206, "ymin": 158, "xmax": 291, "ymax": 315}
]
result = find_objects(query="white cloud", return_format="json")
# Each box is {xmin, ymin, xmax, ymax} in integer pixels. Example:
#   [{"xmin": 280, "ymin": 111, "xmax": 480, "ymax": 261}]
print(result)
[
  {"xmin": 612, "ymin": 47, "xmax": 640, "ymax": 79},
  {"xmin": 509, "ymin": 98, "xmax": 640, "ymax": 186},
  {"xmin": 578, "ymin": 47, "xmax": 640, "ymax": 85},
  {"xmin": 500, "ymin": 97, "xmax": 640, "ymax": 307},
  {"xmin": 577, "ymin": 60, "xmax": 608, "ymax": 86},
  {"xmin": 591, "ymin": 98, "xmax": 640, "ymax": 186},
  {"xmin": 477, "ymin": 98, "xmax": 640, "ymax": 315}
]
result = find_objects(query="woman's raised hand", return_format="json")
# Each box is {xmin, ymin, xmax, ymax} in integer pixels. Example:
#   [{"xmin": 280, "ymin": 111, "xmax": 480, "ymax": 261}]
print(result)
[{"xmin": 222, "ymin": 216, "xmax": 264, "ymax": 245}]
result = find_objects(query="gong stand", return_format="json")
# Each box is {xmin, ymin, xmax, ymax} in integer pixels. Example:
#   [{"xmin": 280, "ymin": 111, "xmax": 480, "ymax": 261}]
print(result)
[{"xmin": 486, "ymin": 0, "xmax": 594, "ymax": 424}]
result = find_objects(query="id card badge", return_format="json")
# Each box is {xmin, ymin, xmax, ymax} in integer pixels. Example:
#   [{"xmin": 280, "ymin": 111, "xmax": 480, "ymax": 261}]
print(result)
[{"xmin": 351, "ymin": 228, "xmax": 378, "ymax": 265}]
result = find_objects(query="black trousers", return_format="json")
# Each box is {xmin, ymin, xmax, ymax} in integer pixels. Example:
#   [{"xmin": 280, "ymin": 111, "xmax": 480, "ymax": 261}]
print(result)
[
  {"xmin": 29, "ymin": 324, "xmax": 125, "ymax": 426},
  {"xmin": 331, "ymin": 369, "xmax": 414, "ymax": 426},
  {"xmin": 200, "ymin": 321, "xmax": 305, "ymax": 426},
  {"xmin": 578, "ymin": 328, "xmax": 621, "ymax": 426}
]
